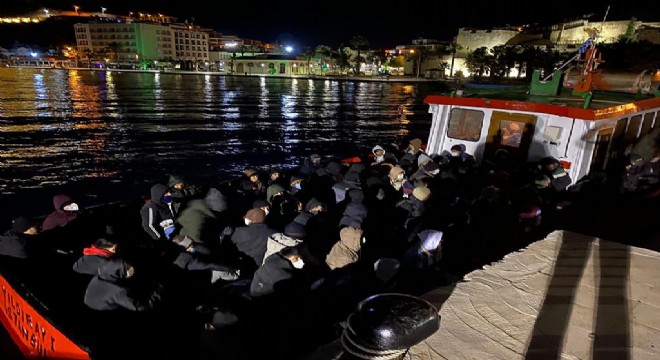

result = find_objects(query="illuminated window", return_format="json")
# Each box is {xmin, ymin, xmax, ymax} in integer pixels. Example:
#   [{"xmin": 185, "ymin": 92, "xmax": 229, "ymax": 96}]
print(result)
[
  {"xmin": 447, "ymin": 109, "xmax": 483, "ymax": 142},
  {"xmin": 500, "ymin": 120, "xmax": 524, "ymax": 147}
]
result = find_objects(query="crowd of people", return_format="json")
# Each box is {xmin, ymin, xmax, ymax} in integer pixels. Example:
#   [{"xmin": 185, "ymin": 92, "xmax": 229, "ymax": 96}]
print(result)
[{"xmin": 1, "ymin": 136, "xmax": 658, "ymax": 359}]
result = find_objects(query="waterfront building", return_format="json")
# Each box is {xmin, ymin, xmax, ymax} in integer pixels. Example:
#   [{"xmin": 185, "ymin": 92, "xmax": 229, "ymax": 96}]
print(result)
[{"xmin": 230, "ymin": 54, "xmax": 310, "ymax": 76}]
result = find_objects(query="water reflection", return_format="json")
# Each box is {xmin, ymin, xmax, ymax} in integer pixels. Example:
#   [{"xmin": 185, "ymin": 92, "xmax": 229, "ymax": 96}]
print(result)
[{"xmin": 0, "ymin": 68, "xmax": 447, "ymax": 201}]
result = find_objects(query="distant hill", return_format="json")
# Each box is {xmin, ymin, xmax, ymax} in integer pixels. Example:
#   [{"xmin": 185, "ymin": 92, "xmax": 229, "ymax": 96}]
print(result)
[{"xmin": 0, "ymin": 16, "xmax": 78, "ymax": 49}]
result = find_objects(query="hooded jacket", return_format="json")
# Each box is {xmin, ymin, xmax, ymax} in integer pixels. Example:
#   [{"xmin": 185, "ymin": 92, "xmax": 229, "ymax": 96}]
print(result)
[
  {"xmin": 263, "ymin": 232, "xmax": 303, "ymax": 265},
  {"xmin": 84, "ymin": 259, "xmax": 158, "ymax": 311},
  {"xmin": 326, "ymin": 226, "xmax": 362, "ymax": 270},
  {"xmin": 250, "ymin": 253, "xmax": 296, "ymax": 298},
  {"xmin": 140, "ymin": 184, "xmax": 175, "ymax": 240},
  {"xmin": 0, "ymin": 230, "xmax": 32, "ymax": 259},
  {"xmin": 177, "ymin": 199, "xmax": 217, "ymax": 243},
  {"xmin": 73, "ymin": 245, "xmax": 115, "ymax": 275},
  {"xmin": 42, "ymin": 194, "xmax": 79, "ymax": 231}
]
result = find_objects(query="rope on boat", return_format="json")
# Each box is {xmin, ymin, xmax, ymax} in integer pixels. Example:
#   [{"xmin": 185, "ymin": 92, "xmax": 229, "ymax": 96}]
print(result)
[{"xmin": 340, "ymin": 323, "xmax": 408, "ymax": 360}]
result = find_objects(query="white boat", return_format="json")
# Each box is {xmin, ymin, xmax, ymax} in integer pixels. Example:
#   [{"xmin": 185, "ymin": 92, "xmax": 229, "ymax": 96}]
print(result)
[{"xmin": 424, "ymin": 46, "xmax": 660, "ymax": 184}]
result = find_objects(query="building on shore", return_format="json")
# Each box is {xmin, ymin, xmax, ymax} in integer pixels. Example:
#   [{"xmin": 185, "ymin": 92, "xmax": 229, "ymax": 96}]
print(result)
[{"xmin": 229, "ymin": 54, "xmax": 310, "ymax": 76}]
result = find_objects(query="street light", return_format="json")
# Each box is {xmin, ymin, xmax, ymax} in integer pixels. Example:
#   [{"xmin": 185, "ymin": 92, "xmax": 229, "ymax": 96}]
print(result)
[
  {"xmin": 101, "ymin": 7, "xmax": 107, "ymax": 15},
  {"xmin": 285, "ymin": 46, "xmax": 293, "ymax": 54},
  {"xmin": 73, "ymin": 5, "xmax": 79, "ymax": 15},
  {"xmin": 409, "ymin": 49, "xmax": 421, "ymax": 79}
]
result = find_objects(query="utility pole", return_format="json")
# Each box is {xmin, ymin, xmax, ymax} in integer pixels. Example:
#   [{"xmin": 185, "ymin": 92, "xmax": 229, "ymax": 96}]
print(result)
[{"xmin": 416, "ymin": 52, "xmax": 421, "ymax": 79}]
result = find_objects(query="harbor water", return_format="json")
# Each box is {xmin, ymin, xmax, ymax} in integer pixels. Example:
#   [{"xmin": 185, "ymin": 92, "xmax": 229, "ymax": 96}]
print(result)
[{"xmin": 0, "ymin": 68, "xmax": 448, "ymax": 221}]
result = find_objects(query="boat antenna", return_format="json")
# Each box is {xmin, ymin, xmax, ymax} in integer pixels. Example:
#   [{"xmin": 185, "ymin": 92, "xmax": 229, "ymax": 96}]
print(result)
[
  {"xmin": 600, "ymin": 5, "xmax": 610, "ymax": 34},
  {"xmin": 542, "ymin": 5, "xmax": 610, "ymax": 81}
]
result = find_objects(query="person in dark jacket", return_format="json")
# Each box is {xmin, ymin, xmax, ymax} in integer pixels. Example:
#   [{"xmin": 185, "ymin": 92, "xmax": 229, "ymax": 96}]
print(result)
[
  {"xmin": 541, "ymin": 157, "xmax": 572, "ymax": 192},
  {"xmin": 84, "ymin": 258, "xmax": 161, "ymax": 311},
  {"xmin": 140, "ymin": 183, "xmax": 176, "ymax": 240},
  {"xmin": 73, "ymin": 237, "xmax": 117, "ymax": 275},
  {"xmin": 250, "ymin": 245, "xmax": 305, "ymax": 298},
  {"xmin": 168, "ymin": 235, "xmax": 240, "ymax": 282},
  {"xmin": 42, "ymin": 194, "xmax": 80, "ymax": 231},
  {"xmin": 176, "ymin": 199, "xmax": 218, "ymax": 245},
  {"xmin": 228, "ymin": 208, "xmax": 277, "ymax": 273},
  {"xmin": 167, "ymin": 174, "xmax": 200, "ymax": 213},
  {"xmin": 0, "ymin": 217, "xmax": 39, "ymax": 259}
]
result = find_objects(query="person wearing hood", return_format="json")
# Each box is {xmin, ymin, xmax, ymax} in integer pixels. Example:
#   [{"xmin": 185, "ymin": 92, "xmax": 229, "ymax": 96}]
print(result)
[
  {"xmin": 250, "ymin": 245, "xmax": 306, "ymax": 298},
  {"xmin": 404, "ymin": 138, "xmax": 426, "ymax": 173},
  {"xmin": 167, "ymin": 174, "xmax": 200, "ymax": 214},
  {"xmin": 84, "ymin": 258, "xmax": 161, "ymax": 311},
  {"xmin": 408, "ymin": 161, "xmax": 440, "ymax": 187},
  {"xmin": 140, "ymin": 183, "xmax": 176, "ymax": 240},
  {"xmin": 42, "ymin": 194, "xmax": 80, "ymax": 231},
  {"xmin": 338, "ymin": 189, "xmax": 368, "ymax": 228},
  {"xmin": 371, "ymin": 145, "xmax": 398, "ymax": 166},
  {"xmin": 176, "ymin": 199, "xmax": 219, "ymax": 245},
  {"xmin": 293, "ymin": 197, "xmax": 326, "ymax": 226},
  {"xmin": 300, "ymin": 154, "xmax": 322, "ymax": 176},
  {"xmin": 73, "ymin": 237, "xmax": 117, "ymax": 275},
  {"xmin": 0, "ymin": 217, "xmax": 40, "ymax": 259},
  {"xmin": 325, "ymin": 226, "xmax": 363, "ymax": 271}
]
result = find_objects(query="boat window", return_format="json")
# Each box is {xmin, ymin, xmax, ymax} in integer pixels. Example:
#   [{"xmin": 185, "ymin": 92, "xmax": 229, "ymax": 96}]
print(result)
[
  {"xmin": 544, "ymin": 126, "xmax": 563, "ymax": 142},
  {"xmin": 500, "ymin": 120, "xmax": 525, "ymax": 148},
  {"xmin": 447, "ymin": 109, "xmax": 483, "ymax": 142}
]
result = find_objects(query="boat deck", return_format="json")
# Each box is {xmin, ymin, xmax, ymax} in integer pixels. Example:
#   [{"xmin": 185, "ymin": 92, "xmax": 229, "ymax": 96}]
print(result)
[{"xmin": 411, "ymin": 230, "xmax": 660, "ymax": 359}]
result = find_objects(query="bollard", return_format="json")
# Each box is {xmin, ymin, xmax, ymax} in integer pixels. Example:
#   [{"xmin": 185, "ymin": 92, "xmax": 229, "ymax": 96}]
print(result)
[{"xmin": 339, "ymin": 293, "xmax": 440, "ymax": 360}]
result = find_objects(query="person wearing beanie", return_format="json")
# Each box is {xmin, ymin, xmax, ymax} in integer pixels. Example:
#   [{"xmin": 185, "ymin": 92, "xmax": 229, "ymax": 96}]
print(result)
[
  {"xmin": 0, "ymin": 216, "xmax": 40, "ymax": 259},
  {"xmin": 229, "ymin": 208, "xmax": 276, "ymax": 272},
  {"xmin": 266, "ymin": 184, "xmax": 286, "ymax": 204},
  {"xmin": 326, "ymin": 226, "xmax": 363, "ymax": 271},
  {"xmin": 241, "ymin": 168, "xmax": 266, "ymax": 198}
]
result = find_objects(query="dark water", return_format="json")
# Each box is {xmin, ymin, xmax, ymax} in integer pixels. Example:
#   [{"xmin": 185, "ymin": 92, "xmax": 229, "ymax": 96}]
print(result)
[{"xmin": 0, "ymin": 68, "xmax": 448, "ymax": 219}]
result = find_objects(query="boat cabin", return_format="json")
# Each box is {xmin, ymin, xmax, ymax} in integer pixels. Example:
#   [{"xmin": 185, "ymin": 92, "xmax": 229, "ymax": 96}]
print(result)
[{"xmin": 424, "ymin": 69, "xmax": 660, "ymax": 184}]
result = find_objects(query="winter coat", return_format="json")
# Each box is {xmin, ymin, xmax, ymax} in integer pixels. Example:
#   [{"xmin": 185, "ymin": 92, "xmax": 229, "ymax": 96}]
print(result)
[
  {"xmin": 177, "ymin": 199, "xmax": 218, "ymax": 243},
  {"xmin": 250, "ymin": 253, "xmax": 295, "ymax": 298},
  {"xmin": 140, "ymin": 184, "xmax": 175, "ymax": 240},
  {"xmin": 326, "ymin": 227, "xmax": 362, "ymax": 270},
  {"xmin": 84, "ymin": 259, "xmax": 158, "ymax": 311},
  {"xmin": 338, "ymin": 202, "xmax": 368, "ymax": 228},
  {"xmin": 229, "ymin": 223, "xmax": 277, "ymax": 269},
  {"xmin": 72, "ymin": 245, "xmax": 115, "ymax": 275},
  {"xmin": 263, "ymin": 233, "xmax": 303, "ymax": 265},
  {"xmin": 42, "ymin": 194, "xmax": 79, "ymax": 231},
  {"xmin": 0, "ymin": 230, "xmax": 31, "ymax": 259}
]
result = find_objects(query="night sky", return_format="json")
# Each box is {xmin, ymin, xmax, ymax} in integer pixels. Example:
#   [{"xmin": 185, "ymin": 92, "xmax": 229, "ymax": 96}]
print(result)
[{"xmin": 1, "ymin": 0, "xmax": 658, "ymax": 48}]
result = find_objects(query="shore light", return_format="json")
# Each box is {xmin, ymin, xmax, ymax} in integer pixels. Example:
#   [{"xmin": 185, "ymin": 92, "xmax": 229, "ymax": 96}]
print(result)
[{"xmin": 285, "ymin": 46, "xmax": 293, "ymax": 53}]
